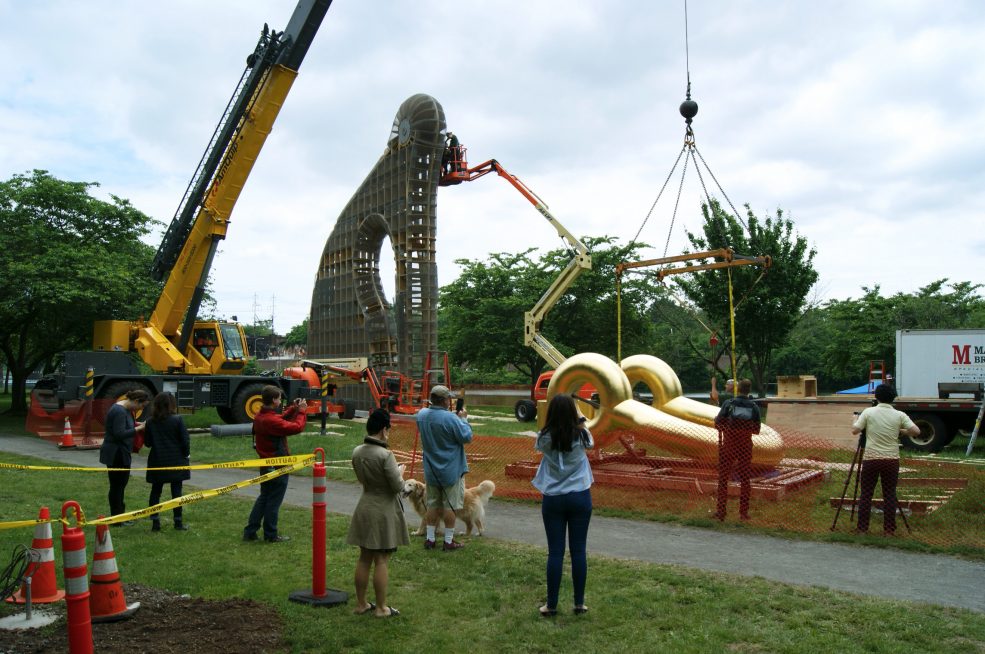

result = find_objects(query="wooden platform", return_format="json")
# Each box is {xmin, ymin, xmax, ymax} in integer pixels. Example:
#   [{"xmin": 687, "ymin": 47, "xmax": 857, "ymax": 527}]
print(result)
[
  {"xmin": 828, "ymin": 476, "xmax": 969, "ymax": 514},
  {"xmin": 505, "ymin": 453, "xmax": 828, "ymax": 501}
]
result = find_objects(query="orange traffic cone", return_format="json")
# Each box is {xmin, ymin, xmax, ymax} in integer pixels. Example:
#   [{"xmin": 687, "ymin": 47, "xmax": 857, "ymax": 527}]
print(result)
[
  {"xmin": 6, "ymin": 506, "xmax": 66, "ymax": 604},
  {"xmin": 89, "ymin": 521, "xmax": 140, "ymax": 622},
  {"xmin": 58, "ymin": 416, "xmax": 77, "ymax": 450}
]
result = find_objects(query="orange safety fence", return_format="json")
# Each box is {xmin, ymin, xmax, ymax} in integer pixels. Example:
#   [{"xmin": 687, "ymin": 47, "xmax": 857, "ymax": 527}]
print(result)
[
  {"xmin": 26, "ymin": 398, "xmax": 120, "ymax": 446},
  {"xmin": 19, "ymin": 400, "xmax": 985, "ymax": 554},
  {"xmin": 382, "ymin": 410, "xmax": 985, "ymax": 554}
]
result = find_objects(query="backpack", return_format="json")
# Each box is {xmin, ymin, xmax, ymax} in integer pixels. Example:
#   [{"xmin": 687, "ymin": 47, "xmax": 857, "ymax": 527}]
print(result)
[
  {"xmin": 720, "ymin": 398, "xmax": 759, "ymax": 436},
  {"xmin": 728, "ymin": 403, "xmax": 756, "ymax": 421}
]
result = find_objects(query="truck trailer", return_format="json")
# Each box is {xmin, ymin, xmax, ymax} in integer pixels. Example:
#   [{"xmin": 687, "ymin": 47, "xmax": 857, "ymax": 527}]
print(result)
[{"xmin": 892, "ymin": 328, "xmax": 984, "ymax": 452}]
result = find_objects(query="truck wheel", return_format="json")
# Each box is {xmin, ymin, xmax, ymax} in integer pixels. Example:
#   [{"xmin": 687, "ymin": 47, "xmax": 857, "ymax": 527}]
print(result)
[
  {"xmin": 515, "ymin": 399, "xmax": 537, "ymax": 422},
  {"xmin": 901, "ymin": 413, "xmax": 949, "ymax": 452},
  {"xmin": 215, "ymin": 406, "xmax": 236, "ymax": 424},
  {"xmin": 336, "ymin": 400, "xmax": 356, "ymax": 420},
  {"xmin": 99, "ymin": 381, "xmax": 152, "ymax": 421},
  {"xmin": 231, "ymin": 383, "xmax": 267, "ymax": 424}
]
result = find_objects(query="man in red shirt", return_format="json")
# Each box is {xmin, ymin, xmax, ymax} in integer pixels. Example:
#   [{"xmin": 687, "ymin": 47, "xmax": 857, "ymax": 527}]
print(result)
[{"xmin": 243, "ymin": 386, "xmax": 307, "ymax": 543}]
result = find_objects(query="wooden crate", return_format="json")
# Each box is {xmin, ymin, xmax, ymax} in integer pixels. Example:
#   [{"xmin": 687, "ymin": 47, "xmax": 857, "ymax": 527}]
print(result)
[{"xmin": 776, "ymin": 375, "xmax": 818, "ymax": 398}]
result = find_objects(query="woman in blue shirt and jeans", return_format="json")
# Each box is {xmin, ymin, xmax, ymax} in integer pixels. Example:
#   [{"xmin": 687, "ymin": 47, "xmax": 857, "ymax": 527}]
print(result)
[{"xmin": 532, "ymin": 393, "xmax": 594, "ymax": 617}]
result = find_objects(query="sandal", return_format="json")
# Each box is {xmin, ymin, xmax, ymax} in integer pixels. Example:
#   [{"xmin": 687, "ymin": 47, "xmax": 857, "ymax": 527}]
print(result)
[
  {"xmin": 353, "ymin": 602, "xmax": 375, "ymax": 615},
  {"xmin": 376, "ymin": 606, "xmax": 400, "ymax": 618},
  {"xmin": 539, "ymin": 605, "xmax": 557, "ymax": 617}
]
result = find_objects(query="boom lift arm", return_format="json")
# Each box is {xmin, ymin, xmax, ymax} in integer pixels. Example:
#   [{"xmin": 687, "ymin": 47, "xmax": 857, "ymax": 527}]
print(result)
[
  {"xmin": 136, "ymin": 0, "xmax": 332, "ymax": 373},
  {"xmin": 440, "ymin": 138, "xmax": 591, "ymax": 369}
]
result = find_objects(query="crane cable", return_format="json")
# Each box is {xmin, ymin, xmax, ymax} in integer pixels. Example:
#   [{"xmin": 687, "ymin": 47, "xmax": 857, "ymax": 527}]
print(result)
[
  {"xmin": 619, "ymin": 0, "xmax": 764, "ymax": 373},
  {"xmin": 727, "ymin": 267, "xmax": 737, "ymax": 383}
]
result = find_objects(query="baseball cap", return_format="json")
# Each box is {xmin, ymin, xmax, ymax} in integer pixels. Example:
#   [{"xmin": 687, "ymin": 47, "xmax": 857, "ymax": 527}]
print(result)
[{"xmin": 430, "ymin": 385, "xmax": 452, "ymax": 400}]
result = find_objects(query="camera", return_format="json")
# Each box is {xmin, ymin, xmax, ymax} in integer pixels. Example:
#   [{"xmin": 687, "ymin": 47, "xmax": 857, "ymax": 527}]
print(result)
[{"xmin": 455, "ymin": 398, "xmax": 464, "ymax": 413}]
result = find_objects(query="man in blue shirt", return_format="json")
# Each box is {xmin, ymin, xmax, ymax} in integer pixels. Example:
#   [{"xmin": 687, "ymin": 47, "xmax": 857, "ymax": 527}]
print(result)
[{"xmin": 416, "ymin": 385, "xmax": 473, "ymax": 550}]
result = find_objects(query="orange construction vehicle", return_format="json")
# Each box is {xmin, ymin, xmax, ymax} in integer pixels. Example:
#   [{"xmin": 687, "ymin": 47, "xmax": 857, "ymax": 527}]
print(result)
[{"xmin": 283, "ymin": 351, "xmax": 451, "ymax": 416}]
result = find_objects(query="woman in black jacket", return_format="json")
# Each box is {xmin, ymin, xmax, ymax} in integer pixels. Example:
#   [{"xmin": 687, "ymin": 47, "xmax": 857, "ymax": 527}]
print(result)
[
  {"xmin": 144, "ymin": 392, "xmax": 191, "ymax": 531},
  {"xmin": 99, "ymin": 389, "xmax": 149, "ymax": 522}
]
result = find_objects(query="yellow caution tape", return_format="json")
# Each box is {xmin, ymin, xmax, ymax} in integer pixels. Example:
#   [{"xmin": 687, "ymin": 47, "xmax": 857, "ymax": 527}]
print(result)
[
  {"xmin": 0, "ymin": 457, "xmax": 311, "ymax": 531},
  {"xmin": 87, "ymin": 461, "xmax": 309, "ymax": 527},
  {"xmin": 0, "ymin": 454, "xmax": 314, "ymax": 473},
  {"xmin": 0, "ymin": 517, "xmax": 52, "ymax": 531}
]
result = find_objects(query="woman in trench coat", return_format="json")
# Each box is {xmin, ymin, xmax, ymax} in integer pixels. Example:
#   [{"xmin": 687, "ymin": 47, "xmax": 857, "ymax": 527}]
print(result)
[{"xmin": 346, "ymin": 408, "xmax": 409, "ymax": 617}]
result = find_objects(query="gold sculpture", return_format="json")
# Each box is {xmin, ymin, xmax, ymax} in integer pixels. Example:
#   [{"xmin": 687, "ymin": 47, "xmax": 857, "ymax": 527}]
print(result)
[{"xmin": 546, "ymin": 352, "xmax": 784, "ymax": 467}]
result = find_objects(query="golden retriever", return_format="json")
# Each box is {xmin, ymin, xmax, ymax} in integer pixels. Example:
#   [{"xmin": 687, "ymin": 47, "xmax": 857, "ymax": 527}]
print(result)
[{"xmin": 401, "ymin": 478, "xmax": 496, "ymax": 537}]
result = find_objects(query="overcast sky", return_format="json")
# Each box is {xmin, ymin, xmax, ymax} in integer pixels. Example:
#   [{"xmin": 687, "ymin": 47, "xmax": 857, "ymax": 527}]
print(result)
[{"xmin": 3, "ymin": 1, "xmax": 983, "ymax": 334}]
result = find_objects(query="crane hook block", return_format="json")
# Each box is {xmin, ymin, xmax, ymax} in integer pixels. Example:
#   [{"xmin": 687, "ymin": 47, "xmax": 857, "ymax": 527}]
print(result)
[{"xmin": 679, "ymin": 98, "xmax": 698, "ymax": 124}]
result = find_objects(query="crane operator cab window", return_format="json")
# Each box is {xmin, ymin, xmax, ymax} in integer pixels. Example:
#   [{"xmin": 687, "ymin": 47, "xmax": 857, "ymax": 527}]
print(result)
[
  {"xmin": 218, "ymin": 323, "xmax": 246, "ymax": 359},
  {"xmin": 193, "ymin": 328, "xmax": 219, "ymax": 360}
]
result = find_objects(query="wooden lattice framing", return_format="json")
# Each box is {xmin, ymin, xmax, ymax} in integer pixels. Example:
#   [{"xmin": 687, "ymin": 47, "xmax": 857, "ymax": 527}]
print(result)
[{"xmin": 308, "ymin": 94, "xmax": 447, "ymax": 409}]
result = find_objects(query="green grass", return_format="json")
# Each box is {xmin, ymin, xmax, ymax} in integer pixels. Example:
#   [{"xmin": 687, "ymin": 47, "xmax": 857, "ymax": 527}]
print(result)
[{"xmin": 1, "ymin": 449, "xmax": 984, "ymax": 653}]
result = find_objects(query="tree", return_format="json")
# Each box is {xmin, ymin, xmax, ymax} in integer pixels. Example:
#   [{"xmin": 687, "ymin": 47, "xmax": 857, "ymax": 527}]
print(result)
[
  {"xmin": 770, "ymin": 303, "xmax": 845, "ymax": 390},
  {"xmin": 0, "ymin": 171, "xmax": 159, "ymax": 413},
  {"xmin": 821, "ymin": 280, "xmax": 985, "ymax": 385},
  {"xmin": 439, "ymin": 249, "xmax": 550, "ymax": 385},
  {"xmin": 438, "ymin": 237, "xmax": 660, "ymax": 386},
  {"xmin": 675, "ymin": 200, "xmax": 818, "ymax": 395},
  {"xmin": 645, "ymin": 293, "xmax": 720, "ymax": 392},
  {"xmin": 283, "ymin": 318, "xmax": 308, "ymax": 349}
]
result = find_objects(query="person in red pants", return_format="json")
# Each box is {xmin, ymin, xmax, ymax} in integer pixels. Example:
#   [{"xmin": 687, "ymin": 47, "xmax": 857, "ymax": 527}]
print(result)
[{"xmin": 714, "ymin": 379, "xmax": 761, "ymax": 521}]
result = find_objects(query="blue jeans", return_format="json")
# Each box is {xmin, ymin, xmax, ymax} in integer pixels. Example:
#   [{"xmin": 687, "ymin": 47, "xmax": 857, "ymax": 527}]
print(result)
[
  {"xmin": 541, "ymin": 488, "xmax": 592, "ymax": 609},
  {"xmin": 245, "ymin": 467, "xmax": 289, "ymax": 540}
]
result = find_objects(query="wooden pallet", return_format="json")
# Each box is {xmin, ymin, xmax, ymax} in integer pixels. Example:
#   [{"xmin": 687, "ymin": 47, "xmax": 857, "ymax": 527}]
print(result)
[{"xmin": 828, "ymin": 477, "xmax": 968, "ymax": 514}]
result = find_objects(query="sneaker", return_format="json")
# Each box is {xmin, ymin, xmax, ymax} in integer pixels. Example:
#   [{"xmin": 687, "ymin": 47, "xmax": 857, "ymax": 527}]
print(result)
[
  {"xmin": 424, "ymin": 539, "xmax": 436, "ymax": 550},
  {"xmin": 151, "ymin": 521, "xmax": 161, "ymax": 532},
  {"xmin": 442, "ymin": 540, "xmax": 464, "ymax": 551},
  {"xmin": 120, "ymin": 520, "xmax": 136, "ymax": 527},
  {"xmin": 243, "ymin": 533, "xmax": 259, "ymax": 542},
  {"xmin": 265, "ymin": 535, "xmax": 290, "ymax": 543},
  {"xmin": 174, "ymin": 524, "xmax": 189, "ymax": 531}
]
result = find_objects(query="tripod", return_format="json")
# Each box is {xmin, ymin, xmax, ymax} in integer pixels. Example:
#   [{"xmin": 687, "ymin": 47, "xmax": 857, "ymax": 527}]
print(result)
[{"xmin": 830, "ymin": 432, "xmax": 911, "ymax": 534}]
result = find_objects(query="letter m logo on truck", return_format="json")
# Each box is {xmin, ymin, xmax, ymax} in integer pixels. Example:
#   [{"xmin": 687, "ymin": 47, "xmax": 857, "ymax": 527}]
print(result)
[{"xmin": 953, "ymin": 345, "xmax": 971, "ymax": 365}]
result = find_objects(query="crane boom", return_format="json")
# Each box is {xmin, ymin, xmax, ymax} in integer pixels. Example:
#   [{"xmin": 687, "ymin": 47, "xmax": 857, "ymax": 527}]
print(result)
[
  {"xmin": 137, "ymin": 0, "xmax": 332, "ymax": 372},
  {"xmin": 440, "ymin": 140, "xmax": 591, "ymax": 369}
]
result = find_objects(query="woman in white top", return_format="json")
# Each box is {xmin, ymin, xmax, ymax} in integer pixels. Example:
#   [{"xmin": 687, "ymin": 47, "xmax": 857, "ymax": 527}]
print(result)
[{"xmin": 532, "ymin": 393, "xmax": 594, "ymax": 617}]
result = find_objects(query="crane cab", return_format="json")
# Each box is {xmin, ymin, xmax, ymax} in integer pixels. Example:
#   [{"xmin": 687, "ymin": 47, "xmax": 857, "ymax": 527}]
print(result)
[
  {"xmin": 188, "ymin": 321, "xmax": 248, "ymax": 374},
  {"xmin": 94, "ymin": 319, "xmax": 249, "ymax": 375}
]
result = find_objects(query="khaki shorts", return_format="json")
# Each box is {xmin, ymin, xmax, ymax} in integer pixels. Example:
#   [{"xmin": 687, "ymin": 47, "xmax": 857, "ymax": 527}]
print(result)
[{"xmin": 426, "ymin": 478, "xmax": 465, "ymax": 510}]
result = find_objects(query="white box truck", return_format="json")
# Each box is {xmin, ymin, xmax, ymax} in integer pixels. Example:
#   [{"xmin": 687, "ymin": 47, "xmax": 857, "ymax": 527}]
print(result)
[{"xmin": 893, "ymin": 329, "xmax": 985, "ymax": 451}]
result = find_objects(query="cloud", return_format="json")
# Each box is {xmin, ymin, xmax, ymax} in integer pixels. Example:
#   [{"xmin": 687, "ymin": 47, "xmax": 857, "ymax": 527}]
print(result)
[{"xmin": 2, "ymin": 0, "xmax": 983, "ymax": 332}]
